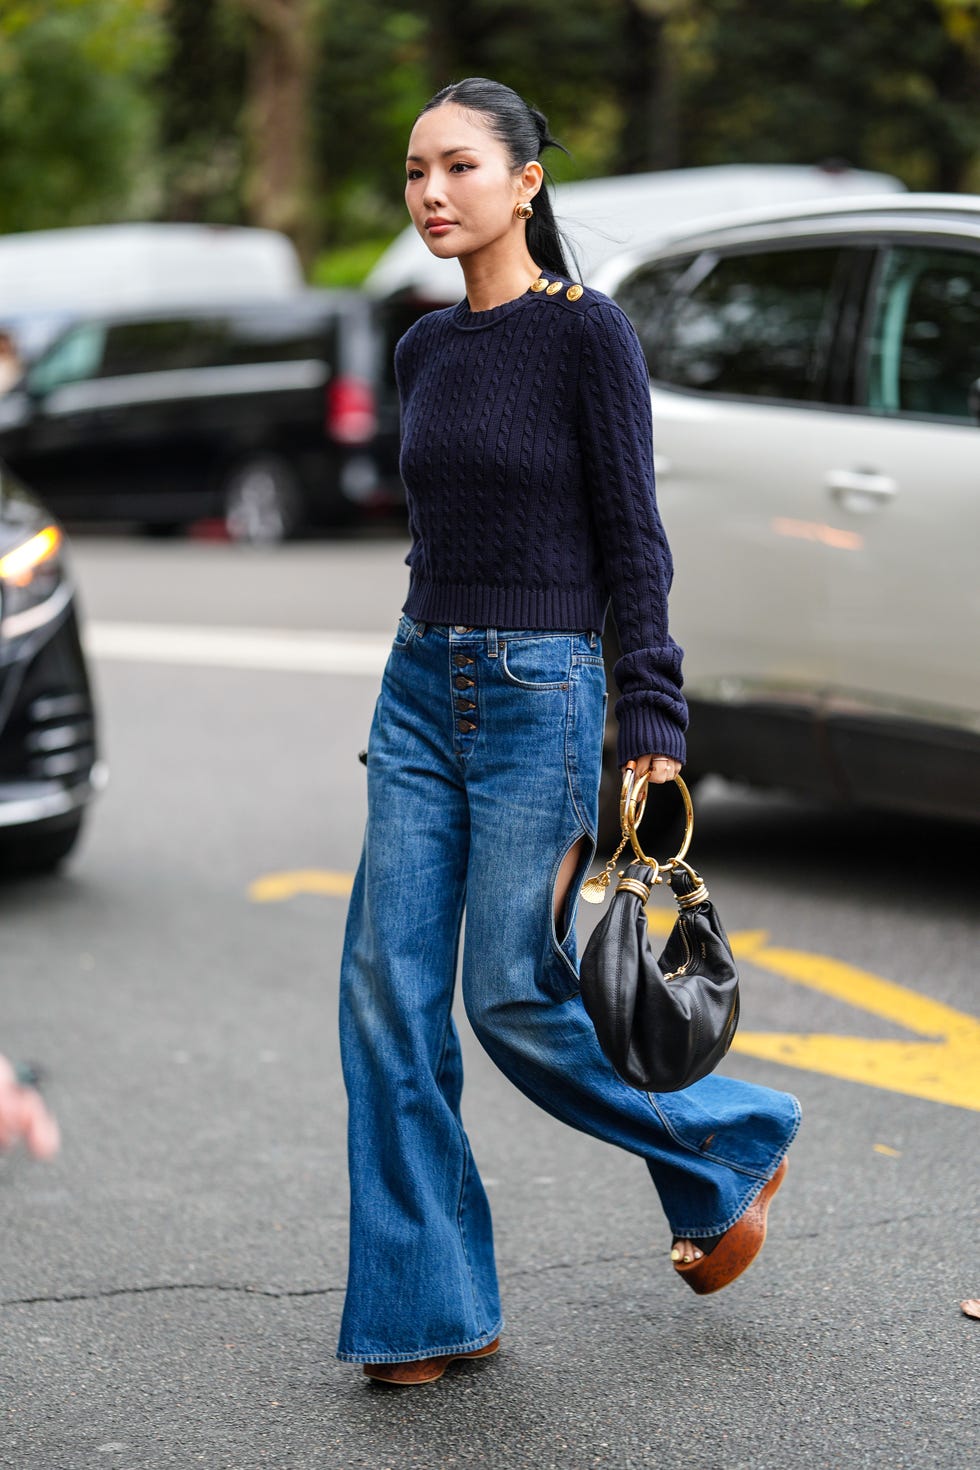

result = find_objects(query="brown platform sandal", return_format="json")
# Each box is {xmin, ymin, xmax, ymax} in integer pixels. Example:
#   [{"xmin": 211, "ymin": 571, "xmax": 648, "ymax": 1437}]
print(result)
[
  {"xmin": 363, "ymin": 1337, "xmax": 500, "ymax": 1385},
  {"xmin": 673, "ymin": 1156, "xmax": 788, "ymax": 1296}
]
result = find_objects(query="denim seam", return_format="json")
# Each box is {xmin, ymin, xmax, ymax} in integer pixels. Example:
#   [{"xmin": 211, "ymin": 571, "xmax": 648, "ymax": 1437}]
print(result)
[
  {"xmin": 336, "ymin": 1321, "xmax": 504, "ymax": 1365},
  {"xmin": 431, "ymin": 902, "xmax": 485, "ymax": 1328},
  {"xmin": 563, "ymin": 668, "xmax": 596, "ymax": 840},
  {"xmin": 454, "ymin": 1142, "xmax": 485, "ymax": 1332},
  {"xmin": 652, "ymin": 1093, "xmax": 805, "ymax": 1240},
  {"xmin": 646, "ymin": 1094, "xmax": 773, "ymax": 1182}
]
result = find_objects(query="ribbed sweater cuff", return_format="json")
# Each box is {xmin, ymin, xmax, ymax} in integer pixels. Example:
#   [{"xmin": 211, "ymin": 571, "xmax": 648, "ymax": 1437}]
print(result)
[{"xmin": 615, "ymin": 701, "xmax": 688, "ymax": 768}]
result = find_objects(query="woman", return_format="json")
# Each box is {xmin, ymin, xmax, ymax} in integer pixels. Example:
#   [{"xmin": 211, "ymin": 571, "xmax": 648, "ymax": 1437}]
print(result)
[{"xmin": 337, "ymin": 77, "xmax": 800, "ymax": 1384}]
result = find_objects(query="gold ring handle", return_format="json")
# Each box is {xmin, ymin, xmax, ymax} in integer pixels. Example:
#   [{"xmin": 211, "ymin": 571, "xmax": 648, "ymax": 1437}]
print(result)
[
  {"xmin": 622, "ymin": 772, "xmax": 694, "ymax": 868},
  {"xmin": 619, "ymin": 766, "xmax": 648, "ymax": 834}
]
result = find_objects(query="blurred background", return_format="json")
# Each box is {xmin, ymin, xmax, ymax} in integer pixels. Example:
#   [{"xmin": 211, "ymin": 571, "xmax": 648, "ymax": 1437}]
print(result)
[
  {"xmin": 2, "ymin": 7, "xmax": 979, "ymax": 1463},
  {"xmin": 3, "ymin": 0, "xmax": 980, "ymax": 266}
]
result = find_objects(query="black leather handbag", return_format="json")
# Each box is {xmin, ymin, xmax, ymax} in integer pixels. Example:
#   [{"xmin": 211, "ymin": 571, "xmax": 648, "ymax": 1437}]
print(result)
[{"xmin": 578, "ymin": 773, "xmax": 740, "ymax": 1093}]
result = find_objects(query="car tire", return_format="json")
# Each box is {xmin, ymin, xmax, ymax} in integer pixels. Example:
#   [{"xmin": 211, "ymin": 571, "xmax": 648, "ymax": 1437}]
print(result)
[
  {"xmin": 0, "ymin": 813, "xmax": 84, "ymax": 875},
  {"xmin": 223, "ymin": 455, "xmax": 303, "ymax": 545}
]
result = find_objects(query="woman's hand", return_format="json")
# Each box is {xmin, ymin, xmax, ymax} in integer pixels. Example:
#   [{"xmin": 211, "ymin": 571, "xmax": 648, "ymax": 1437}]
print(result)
[{"xmin": 622, "ymin": 755, "xmax": 682, "ymax": 786}]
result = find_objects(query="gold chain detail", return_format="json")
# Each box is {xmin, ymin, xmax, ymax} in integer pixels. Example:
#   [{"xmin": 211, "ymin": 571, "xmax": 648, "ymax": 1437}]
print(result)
[{"xmin": 579, "ymin": 829, "xmax": 632, "ymax": 904}]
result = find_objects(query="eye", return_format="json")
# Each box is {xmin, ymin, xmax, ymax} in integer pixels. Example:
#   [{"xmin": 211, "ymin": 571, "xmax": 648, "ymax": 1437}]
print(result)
[
  {"xmin": 406, "ymin": 169, "xmax": 422, "ymax": 182},
  {"xmin": 449, "ymin": 162, "xmax": 473, "ymax": 173}
]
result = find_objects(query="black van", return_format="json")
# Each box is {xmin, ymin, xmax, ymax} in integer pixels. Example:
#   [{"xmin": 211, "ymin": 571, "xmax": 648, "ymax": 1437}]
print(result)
[{"xmin": 0, "ymin": 291, "xmax": 385, "ymax": 542}]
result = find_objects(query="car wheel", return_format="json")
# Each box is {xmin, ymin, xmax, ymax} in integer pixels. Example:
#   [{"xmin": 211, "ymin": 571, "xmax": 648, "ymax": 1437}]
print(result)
[
  {"xmin": 0, "ymin": 813, "xmax": 84, "ymax": 876},
  {"xmin": 223, "ymin": 456, "xmax": 303, "ymax": 545}
]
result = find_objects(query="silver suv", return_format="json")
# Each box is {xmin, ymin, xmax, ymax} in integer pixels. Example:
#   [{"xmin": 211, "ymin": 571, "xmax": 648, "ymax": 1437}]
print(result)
[{"xmin": 597, "ymin": 195, "xmax": 980, "ymax": 823}]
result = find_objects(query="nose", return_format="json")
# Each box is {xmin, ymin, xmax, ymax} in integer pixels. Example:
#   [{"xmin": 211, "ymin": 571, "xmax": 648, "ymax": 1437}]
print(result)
[{"xmin": 422, "ymin": 169, "xmax": 448, "ymax": 211}]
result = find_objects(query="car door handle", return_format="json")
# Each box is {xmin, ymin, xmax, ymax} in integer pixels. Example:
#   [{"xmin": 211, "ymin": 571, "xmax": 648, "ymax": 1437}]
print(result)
[{"xmin": 825, "ymin": 469, "xmax": 898, "ymax": 510}]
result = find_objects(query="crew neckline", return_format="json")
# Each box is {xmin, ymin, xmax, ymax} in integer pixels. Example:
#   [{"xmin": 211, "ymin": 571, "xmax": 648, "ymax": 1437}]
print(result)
[{"xmin": 451, "ymin": 285, "xmax": 541, "ymax": 331}]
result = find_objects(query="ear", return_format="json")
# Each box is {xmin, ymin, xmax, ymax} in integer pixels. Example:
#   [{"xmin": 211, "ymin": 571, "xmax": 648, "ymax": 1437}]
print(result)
[{"xmin": 521, "ymin": 159, "xmax": 545, "ymax": 200}]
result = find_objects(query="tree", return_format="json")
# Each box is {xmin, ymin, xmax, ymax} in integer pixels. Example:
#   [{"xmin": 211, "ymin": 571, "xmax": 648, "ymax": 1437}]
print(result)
[
  {"xmin": 676, "ymin": 0, "xmax": 980, "ymax": 189},
  {"xmin": 0, "ymin": 0, "xmax": 168, "ymax": 233},
  {"xmin": 156, "ymin": 0, "xmax": 247, "ymax": 223},
  {"xmin": 229, "ymin": 0, "xmax": 316, "ymax": 261}
]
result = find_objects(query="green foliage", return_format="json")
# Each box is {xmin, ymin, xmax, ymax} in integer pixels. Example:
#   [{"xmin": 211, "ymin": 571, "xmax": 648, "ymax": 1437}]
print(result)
[
  {"xmin": 155, "ymin": 0, "xmax": 248, "ymax": 223},
  {"xmin": 2, "ymin": 0, "xmax": 979, "ymax": 249},
  {"xmin": 310, "ymin": 237, "xmax": 394, "ymax": 287},
  {"xmin": 675, "ymin": 0, "xmax": 980, "ymax": 189},
  {"xmin": 0, "ymin": 0, "xmax": 168, "ymax": 233}
]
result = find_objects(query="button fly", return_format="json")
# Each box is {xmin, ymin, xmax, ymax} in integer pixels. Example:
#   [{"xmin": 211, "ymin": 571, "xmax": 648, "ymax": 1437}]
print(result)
[
  {"xmin": 453, "ymin": 625, "xmax": 473, "ymax": 633},
  {"xmin": 454, "ymin": 675, "xmax": 475, "ymax": 689},
  {"xmin": 452, "ymin": 653, "xmax": 474, "ymax": 667}
]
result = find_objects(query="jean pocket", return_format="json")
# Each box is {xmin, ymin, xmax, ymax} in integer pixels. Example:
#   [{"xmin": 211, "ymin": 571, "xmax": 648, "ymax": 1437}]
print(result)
[
  {"xmin": 500, "ymin": 635, "xmax": 572, "ymax": 690},
  {"xmin": 392, "ymin": 614, "xmax": 420, "ymax": 649}
]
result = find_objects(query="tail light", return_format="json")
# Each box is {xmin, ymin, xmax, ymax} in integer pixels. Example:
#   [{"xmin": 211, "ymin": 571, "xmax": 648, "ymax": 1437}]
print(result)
[{"xmin": 325, "ymin": 377, "xmax": 377, "ymax": 444}]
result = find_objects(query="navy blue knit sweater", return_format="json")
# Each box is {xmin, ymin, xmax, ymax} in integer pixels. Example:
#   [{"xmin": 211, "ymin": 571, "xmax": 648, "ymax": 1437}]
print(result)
[{"xmin": 394, "ymin": 278, "xmax": 688, "ymax": 766}]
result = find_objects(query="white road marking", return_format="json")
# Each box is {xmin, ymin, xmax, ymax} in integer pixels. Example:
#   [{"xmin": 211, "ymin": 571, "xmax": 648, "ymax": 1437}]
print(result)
[{"xmin": 84, "ymin": 621, "xmax": 391, "ymax": 675}]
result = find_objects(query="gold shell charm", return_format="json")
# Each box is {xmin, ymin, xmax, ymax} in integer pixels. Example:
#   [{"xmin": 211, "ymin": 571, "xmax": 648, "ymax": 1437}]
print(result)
[
  {"xmin": 546, "ymin": 280, "xmax": 563, "ymax": 295},
  {"xmin": 580, "ymin": 873, "xmax": 611, "ymax": 904},
  {"xmin": 530, "ymin": 277, "xmax": 549, "ymax": 292},
  {"xmin": 566, "ymin": 284, "xmax": 584, "ymax": 301}
]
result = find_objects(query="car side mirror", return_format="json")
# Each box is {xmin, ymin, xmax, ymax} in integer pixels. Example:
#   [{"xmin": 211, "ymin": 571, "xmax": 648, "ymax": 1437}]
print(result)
[{"xmin": 969, "ymin": 378, "xmax": 980, "ymax": 425}]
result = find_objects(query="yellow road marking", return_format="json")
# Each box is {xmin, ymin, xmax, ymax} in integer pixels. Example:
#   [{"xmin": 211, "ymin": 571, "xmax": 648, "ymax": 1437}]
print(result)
[
  {"xmin": 645, "ymin": 907, "xmax": 980, "ymax": 1112},
  {"xmin": 248, "ymin": 870, "xmax": 980, "ymax": 1111},
  {"xmin": 248, "ymin": 869, "xmax": 354, "ymax": 902},
  {"xmin": 873, "ymin": 1144, "xmax": 901, "ymax": 1157}
]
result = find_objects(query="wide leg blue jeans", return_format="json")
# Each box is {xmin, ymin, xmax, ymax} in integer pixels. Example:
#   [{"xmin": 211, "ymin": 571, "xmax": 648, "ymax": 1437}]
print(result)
[{"xmin": 336, "ymin": 617, "xmax": 800, "ymax": 1364}]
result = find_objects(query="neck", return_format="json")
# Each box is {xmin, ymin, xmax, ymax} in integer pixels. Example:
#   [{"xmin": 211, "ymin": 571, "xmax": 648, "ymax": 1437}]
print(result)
[{"xmin": 459, "ymin": 241, "xmax": 542, "ymax": 313}]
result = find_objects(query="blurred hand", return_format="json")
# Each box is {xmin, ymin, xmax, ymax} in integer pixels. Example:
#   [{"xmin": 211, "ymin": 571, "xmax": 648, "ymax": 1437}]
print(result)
[
  {"xmin": 622, "ymin": 755, "xmax": 682, "ymax": 786},
  {"xmin": 0, "ymin": 1054, "xmax": 60, "ymax": 1160}
]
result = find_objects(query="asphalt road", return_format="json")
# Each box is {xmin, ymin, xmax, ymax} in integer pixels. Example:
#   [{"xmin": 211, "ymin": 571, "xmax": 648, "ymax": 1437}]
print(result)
[{"xmin": 1, "ymin": 531, "xmax": 977, "ymax": 1470}]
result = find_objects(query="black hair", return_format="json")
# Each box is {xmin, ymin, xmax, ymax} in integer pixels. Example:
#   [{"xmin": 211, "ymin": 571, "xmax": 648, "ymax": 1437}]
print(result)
[{"xmin": 415, "ymin": 77, "xmax": 578, "ymax": 281}]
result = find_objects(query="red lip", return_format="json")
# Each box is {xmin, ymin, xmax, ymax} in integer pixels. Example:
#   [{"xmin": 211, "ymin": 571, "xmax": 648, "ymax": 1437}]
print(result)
[{"xmin": 425, "ymin": 218, "xmax": 455, "ymax": 230}]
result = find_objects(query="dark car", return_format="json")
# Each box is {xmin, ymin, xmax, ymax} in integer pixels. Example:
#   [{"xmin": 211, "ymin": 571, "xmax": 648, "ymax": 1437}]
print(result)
[
  {"xmin": 0, "ymin": 290, "xmax": 386, "ymax": 544},
  {"xmin": 0, "ymin": 460, "xmax": 102, "ymax": 872}
]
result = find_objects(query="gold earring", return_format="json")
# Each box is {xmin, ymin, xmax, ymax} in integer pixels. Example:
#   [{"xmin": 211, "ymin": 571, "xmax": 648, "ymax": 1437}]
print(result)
[{"xmin": 515, "ymin": 202, "xmax": 533, "ymax": 220}]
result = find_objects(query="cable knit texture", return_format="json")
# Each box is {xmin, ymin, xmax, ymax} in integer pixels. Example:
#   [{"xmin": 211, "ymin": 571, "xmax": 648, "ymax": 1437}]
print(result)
[{"xmin": 395, "ymin": 282, "xmax": 688, "ymax": 765}]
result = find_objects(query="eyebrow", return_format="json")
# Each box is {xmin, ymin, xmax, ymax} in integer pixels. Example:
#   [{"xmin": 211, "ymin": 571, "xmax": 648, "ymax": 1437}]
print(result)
[{"xmin": 406, "ymin": 147, "xmax": 480, "ymax": 163}]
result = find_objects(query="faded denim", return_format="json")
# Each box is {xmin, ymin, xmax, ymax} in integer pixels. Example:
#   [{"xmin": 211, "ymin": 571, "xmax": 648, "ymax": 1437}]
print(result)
[{"xmin": 337, "ymin": 617, "xmax": 800, "ymax": 1364}]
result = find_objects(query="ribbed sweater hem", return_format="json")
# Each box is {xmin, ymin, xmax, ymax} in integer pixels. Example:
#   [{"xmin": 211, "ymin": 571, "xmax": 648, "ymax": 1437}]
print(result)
[{"xmin": 403, "ymin": 577, "xmax": 607, "ymax": 632}]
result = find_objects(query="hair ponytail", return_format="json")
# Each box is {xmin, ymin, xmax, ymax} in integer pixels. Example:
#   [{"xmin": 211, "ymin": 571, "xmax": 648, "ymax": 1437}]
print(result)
[{"xmin": 416, "ymin": 78, "xmax": 580, "ymax": 282}]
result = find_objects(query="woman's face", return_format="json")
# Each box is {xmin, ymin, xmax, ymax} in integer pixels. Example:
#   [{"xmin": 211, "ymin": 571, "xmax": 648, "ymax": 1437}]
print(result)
[{"xmin": 405, "ymin": 103, "xmax": 537, "ymax": 260}]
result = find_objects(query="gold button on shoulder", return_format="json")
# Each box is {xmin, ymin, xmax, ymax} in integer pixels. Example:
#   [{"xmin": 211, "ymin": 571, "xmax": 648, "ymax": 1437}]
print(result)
[
  {"xmin": 546, "ymin": 280, "xmax": 563, "ymax": 295},
  {"xmin": 566, "ymin": 283, "xmax": 584, "ymax": 302},
  {"xmin": 530, "ymin": 277, "xmax": 549, "ymax": 293}
]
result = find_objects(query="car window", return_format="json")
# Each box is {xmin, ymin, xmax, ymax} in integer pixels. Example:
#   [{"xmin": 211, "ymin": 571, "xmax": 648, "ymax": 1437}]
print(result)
[
  {"xmin": 612, "ymin": 257, "xmax": 694, "ymax": 376},
  {"xmin": 26, "ymin": 323, "xmax": 106, "ymax": 395},
  {"xmin": 864, "ymin": 245, "xmax": 980, "ymax": 422},
  {"xmin": 223, "ymin": 310, "xmax": 334, "ymax": 367},
  {"xmin": 660, "ymin": 246, "xmax": 845, "ymax": 403},
  {"xmin": 99, "ymin": 319, "xmax": 233, "ymax": 377}
]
